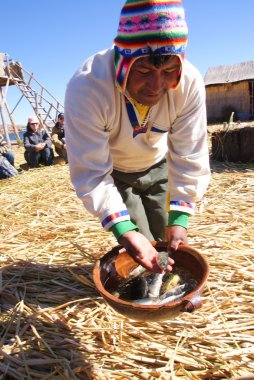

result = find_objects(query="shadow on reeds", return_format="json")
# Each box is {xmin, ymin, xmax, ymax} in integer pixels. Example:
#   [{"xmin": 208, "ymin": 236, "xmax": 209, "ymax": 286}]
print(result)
[
  {"xmin": 210, "ymin": 158, "xmax": 254, "ymax": 174},
  {"xmin": 18, "ymin": 156, "xmax": 67, "ymax": 172},
  {"xmin": 0, "ymin": 261, "xmax": 98, "ymax": 308},
  {"xmin": 0, "ymin": 261, "xmax": 104, "ymax": 379}
]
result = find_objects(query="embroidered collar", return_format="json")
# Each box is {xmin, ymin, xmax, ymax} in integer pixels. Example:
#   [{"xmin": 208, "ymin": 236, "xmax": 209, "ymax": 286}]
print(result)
[{"xmin": 125, "ymin": 97, "xmax": 151, "ymax": 138}]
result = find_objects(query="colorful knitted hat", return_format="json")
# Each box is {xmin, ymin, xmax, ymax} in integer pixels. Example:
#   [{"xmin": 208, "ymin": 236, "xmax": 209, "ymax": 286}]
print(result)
[{"xmin": 114, "ymin": 0, "xmax": 188, "ymax": 91}]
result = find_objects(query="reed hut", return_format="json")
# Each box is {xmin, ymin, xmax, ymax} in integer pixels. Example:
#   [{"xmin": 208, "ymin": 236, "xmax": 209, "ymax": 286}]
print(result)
[{"xmin": 204, "ymin": 60, "xmax": 254, "ymax": 123}]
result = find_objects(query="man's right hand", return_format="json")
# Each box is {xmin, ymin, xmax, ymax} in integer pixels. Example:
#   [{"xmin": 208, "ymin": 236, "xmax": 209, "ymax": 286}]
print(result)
[
  {"xmin": 35, "ymin": 143, "xmax": 45, "ymax": 152},
  {"xmin": 118, "ymin": 230, "xmax": 174, "ymax": 273}
]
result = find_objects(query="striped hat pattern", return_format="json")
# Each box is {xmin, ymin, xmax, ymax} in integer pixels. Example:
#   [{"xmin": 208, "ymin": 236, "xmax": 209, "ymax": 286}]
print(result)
[{"xmin": 114, "ymin": 0, "xmax": 188, "ymax": 91}]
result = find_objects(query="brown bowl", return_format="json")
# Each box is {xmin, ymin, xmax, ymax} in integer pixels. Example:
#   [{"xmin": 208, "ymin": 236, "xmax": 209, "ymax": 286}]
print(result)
[{"xmin": 93, "ymin": 242, "xmax": 209, "ymax": 321}]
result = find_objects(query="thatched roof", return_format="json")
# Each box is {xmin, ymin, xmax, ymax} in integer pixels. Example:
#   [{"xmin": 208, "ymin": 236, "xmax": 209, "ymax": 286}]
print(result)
[{"xmin": 204, "ymin": 60, "xmax": 254, "ymax": 86}]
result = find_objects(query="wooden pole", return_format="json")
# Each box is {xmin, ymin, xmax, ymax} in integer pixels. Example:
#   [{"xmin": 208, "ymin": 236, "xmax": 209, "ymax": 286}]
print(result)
[
  {"xmin": 1, "ymin": 89, "xmax": 22, "ymax": 144},
  {"xmin": 0, "ymin": 102, "xmax": 11, "ymax": 147},
  {"xmin": 0, "ymin": 67, "xmax": 11, "ymax": 146}
]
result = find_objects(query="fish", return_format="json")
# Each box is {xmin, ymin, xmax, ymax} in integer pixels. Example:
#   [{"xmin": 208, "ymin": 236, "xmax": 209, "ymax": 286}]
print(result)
[
  {"xmin": 147, "ymin": 273, "xmax": 164, "ymax": 298},
  {"xmin": 161, "ymin": 273, "xmax": 180, "ymax": 293},
  {"xmin": 172, "ymin": 266, "xmax": 193, "ymax": 282},
  {"xmin": 133, "ymin": 282, "xmax": 187, "ymax": 305},
  {"xmin": 145, "ymin": 251, "xmax": 171, "ymax": 298},
  {"xmin": 110, "ymin": 261, "xmax": 199, "ymax": 306},
  {"xmin": 156, "ymin": 250, "xmax": 169, "ymax": 270},
  {"xmin": 128, "ymin": 264, "xmax": 147, "ymax": 278},
  {"xmin": 156, "ymin": 291, "xmax": 187, "ymax": 305},
  {"xmin": 160, "ymin": 283, "xmax": 187, "ymax": 300},
  {"xmin": 114, "ymin": 271, "xmax": 165, "ymax": 301},
  {"xmin": 116, "ymin": 275, "xmax": 148, "ymax": 301},
  {"xmin": 133, "ymin": 297, "xmax": 158, "ymax": 305},
  {"xmin": 133, "ymin": 288, "xmax": 187, "ymax": 306},
  {"xmin": 125, "ymin": 250, "xmax": 170, "ymax": 299},
  {"xmin": 127, "ymin": 250, "xmax": 169, "ymax": 277}
]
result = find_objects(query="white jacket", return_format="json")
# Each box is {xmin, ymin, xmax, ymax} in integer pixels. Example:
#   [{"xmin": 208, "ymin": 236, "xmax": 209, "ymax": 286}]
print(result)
[{"xmin": 65, "ymin": 47, "xmax": 210, "ymax": 230}]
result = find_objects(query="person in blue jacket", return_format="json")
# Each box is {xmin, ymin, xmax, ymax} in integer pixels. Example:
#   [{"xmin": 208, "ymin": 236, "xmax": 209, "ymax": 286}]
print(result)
[{"xmin": 23, "ymin": 116, "xmax": 54, "ymax": 168}]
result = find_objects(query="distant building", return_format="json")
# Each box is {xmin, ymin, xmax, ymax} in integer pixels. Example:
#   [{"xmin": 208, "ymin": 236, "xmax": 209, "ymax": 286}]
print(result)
[{"xmin": 204, "ymin": 61, "xmax": 254, "ymax": 123}]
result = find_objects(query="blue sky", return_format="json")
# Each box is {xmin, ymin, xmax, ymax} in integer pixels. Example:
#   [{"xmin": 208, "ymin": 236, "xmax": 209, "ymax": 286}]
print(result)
[{"xmin": 1, "ymin": 0, "xmax": 254, "ymax": 125}]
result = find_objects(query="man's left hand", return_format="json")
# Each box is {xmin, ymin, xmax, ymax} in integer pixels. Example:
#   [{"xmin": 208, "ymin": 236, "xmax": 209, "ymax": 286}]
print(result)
[{"xmin": 166, "ymin": 225, "xmax": 188, "ymax": 252}]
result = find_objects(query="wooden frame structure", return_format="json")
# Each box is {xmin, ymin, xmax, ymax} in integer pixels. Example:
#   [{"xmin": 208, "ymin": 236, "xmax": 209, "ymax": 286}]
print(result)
[{"xmin": 0, "ymin": 52, "xmax": 64, "ymax": 146}]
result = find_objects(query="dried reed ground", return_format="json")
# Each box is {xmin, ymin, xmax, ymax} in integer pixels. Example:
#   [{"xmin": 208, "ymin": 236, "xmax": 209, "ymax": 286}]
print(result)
[{"xmin": 0, "ymin": 135, "xmax": 253, "ymax": 380}]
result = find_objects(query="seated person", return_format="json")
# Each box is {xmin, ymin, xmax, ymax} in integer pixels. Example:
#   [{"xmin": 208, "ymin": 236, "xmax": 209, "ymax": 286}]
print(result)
[
  {"xmin": 0, "ymin": 133, "xmax": 18, "ymax": 179},
  {"xmin": 51, "ymin": 113, "xmax": 68, "ymax": 163},
  {"xmin": 23, "ymin": 116, "xmax": 54, "ymax": 168}
]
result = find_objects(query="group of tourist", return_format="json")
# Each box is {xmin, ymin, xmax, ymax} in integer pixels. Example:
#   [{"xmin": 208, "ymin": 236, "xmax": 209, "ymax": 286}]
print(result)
[{"xmin": 0, "ymin": 113, "xmax": 67, "ymax": 180}]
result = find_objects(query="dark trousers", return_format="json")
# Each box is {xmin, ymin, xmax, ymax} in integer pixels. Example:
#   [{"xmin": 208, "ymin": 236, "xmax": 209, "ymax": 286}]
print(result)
[
  {"xmin": 112, "ymin": 159, "xmax": 168, "ymax": 241},
  {"xmin": 24, "ymin": 147, "xmax": 54, "ymax": 168},
  {"xmin": 0, "ymin": 153, "xmax": 18, "ymax": 179},
  {"xmin": 3, "ymin": 151, "xmax": 15, "ymax": 166}
]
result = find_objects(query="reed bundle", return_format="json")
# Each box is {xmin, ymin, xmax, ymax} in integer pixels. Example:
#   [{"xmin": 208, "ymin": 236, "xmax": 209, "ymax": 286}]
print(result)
[{"xmin": 0, "ymin": 142, "xmax": 253, "ymax": 380}]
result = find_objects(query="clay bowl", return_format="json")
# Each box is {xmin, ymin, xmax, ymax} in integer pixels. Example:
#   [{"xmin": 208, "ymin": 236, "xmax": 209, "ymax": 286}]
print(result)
[{"xmin": 93, "ymin": 242, "xmax": 209, "ymax": 322}]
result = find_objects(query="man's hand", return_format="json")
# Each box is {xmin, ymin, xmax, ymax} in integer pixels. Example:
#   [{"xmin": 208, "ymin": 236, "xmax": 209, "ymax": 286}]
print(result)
[
  {"xmin": 118, "ymin": 230, "xmax": 174, "ymax": 273},
  {"xmin": 35, "ymin": 143, "xmax": 46, "ymax": 152},
  {"xmin": 166, "ymin": 225, "xmax": 188, "ymax": 252}
]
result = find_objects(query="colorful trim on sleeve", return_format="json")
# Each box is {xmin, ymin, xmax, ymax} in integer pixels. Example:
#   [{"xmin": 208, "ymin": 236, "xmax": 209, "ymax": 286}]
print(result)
[
  {"xmin": 101, "ymin": 210, "xmax": 130, "ymax": 230},
  {"xmin": 170, "ymin": 200, "xmax": 195, "ymax": 215},
  {"xmin": 168, "ymin": 210, "xmax": 189, "ymax": 229},
  {"xmin": 110, "ymin": 220, "xmax": 139, "ymax": 240}
]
